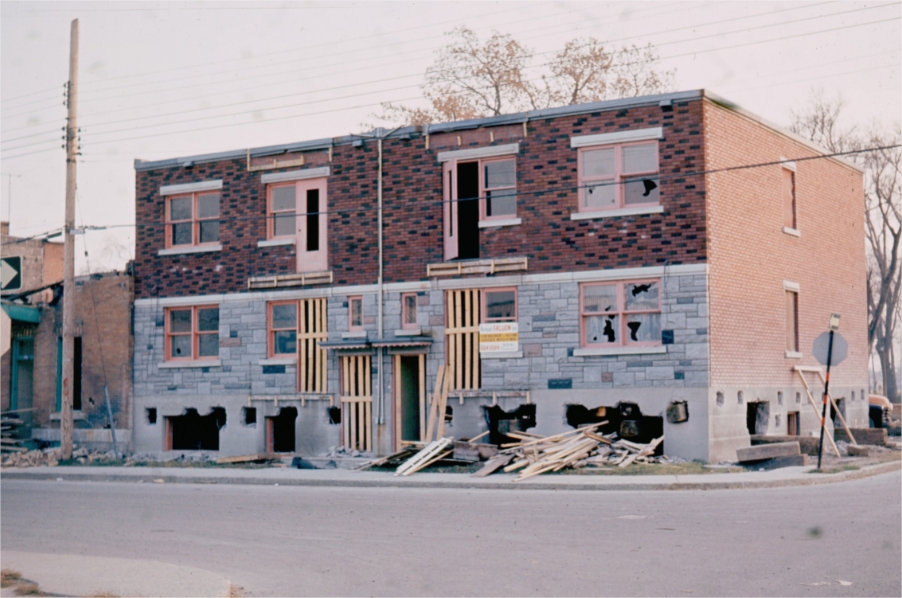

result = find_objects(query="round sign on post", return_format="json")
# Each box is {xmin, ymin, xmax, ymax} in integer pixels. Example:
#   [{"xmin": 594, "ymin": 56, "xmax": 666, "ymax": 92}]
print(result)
[{"xmin": 812, "ymin": 331, "xmax": 848, "ymax": 366}]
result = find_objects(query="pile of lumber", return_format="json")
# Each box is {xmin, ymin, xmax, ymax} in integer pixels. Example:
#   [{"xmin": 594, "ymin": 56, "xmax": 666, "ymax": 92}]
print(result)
[
  {"xmin": 474, "ymin": 423, "xmax": 665, "ymax": 481},
  {"xmin": 1, "ymin": 414, "xmax": 27, "ymax": 455}
]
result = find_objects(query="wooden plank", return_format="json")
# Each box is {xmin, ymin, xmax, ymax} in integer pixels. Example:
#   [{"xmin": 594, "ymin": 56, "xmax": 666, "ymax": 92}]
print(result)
[
  {"xmin": 454, "ymin": 291, "xmax": 463, "ymax": 390},
  {"xmin": 394, "ymin": 355, "xmax": 402, "ymax": 450},
  {"xmin": 402, "ymin": 449, "xmax": 453, "ymax": 476},
  {"xmin": 736, "ymin": 441, "xmax": 801, "ymax": 462},
  {"xmin": 471, "ymin": 289, "xmax": 479, "ymax": 390},
  {"xmin": 299, "ymin": 301, "xmax": 308, "ymax": 393},
  {"xmin": 365, "ymin": 400, "xmax": 372, "ymax": 453},
  {"xmin": 418, "ymin": 354, "xmax": 426, "ymax": 443},
  {"xmin": 472, "ymin": 453, "xmax": 514, "ymax": 477},
  {"xmin": 425, "ymin": 365, "xmax": 445, "ymax": 442},
  {"xmin": 215, "ymin": 453, "xmax": 279, "ymax": 464},
  {"xmin": 437, "ymin": 365, "xmax": 450, "ymax": 439},
  {"xmin": 319, "ymin": 298, "xmax": 328, "ymax": 392},
  {"xmin": 467, "ymin": 430, "xmax": 490, "ymax": 444},
  {"xmin": 795, "ymin": 368, "xmax": 841, "ymax": 457}
]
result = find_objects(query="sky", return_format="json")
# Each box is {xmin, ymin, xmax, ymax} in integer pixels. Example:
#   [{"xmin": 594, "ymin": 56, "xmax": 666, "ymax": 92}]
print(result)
[{"xmin": 2, "ymin": 0, "xmax": 899, "ymax": 274}]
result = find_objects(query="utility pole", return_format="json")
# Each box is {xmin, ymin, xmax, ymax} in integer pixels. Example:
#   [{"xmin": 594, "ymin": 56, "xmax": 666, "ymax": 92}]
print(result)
[{"xmin": 60, "ymin": 19, "xmax": 79, "ymax": 460}]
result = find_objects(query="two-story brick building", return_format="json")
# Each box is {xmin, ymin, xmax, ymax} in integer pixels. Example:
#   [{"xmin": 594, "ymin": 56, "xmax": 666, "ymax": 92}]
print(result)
[{"xmin": 131, "ymin": 89, "xmax": 869, "ymax": 462}]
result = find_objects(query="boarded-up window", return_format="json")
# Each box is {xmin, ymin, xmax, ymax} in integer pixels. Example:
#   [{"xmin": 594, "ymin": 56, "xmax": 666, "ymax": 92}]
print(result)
[
  {"xmin": 340, "ymin": 354, "xmax": 372, "ymax": 452},
  {"xmin": 445, "ymin": 289, "xmax": 480, "ymax": 390},
  {"xmin": 782, "ymin": 168, "xmax": 796, "ymax": 229},
  {"xmin": 785, "ymin": 290, "xmax": 799, "ymax": 352},
  {"xmin": 298, "ymin": 298, "xmax": 328, "ymax": 393}
]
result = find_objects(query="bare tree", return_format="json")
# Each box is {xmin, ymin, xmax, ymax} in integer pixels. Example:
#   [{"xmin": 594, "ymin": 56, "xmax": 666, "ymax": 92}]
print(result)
[
  {"xmin": 371, "ymin": 30, "xmax": 675, "ymax": 127},
  {"xmin": 790, "ymin": 91, "xmax": 902, "ymax": 401},
  {"xmin": 862, "ymin": 129, "xmax": 901, "ymax": 401}
]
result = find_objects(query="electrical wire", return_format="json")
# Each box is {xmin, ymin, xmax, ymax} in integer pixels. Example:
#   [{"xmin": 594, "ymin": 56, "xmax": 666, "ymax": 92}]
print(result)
[
  {"xmin": 77, "ymin": 13, "xmax": 900, "ymax": 144},
  {"xmin": 6, "ymin": 143, "xmax": 892, "ymax": 244}
]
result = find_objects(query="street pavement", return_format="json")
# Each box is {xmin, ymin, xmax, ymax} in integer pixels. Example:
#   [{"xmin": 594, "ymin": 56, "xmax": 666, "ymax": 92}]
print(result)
[{"xmin": 1, "ymin": 469, "xmax": 899, "ymax": 597}]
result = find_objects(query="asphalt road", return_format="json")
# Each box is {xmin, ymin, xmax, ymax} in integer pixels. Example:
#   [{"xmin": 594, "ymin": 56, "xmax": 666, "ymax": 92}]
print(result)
[{"xmin": 2, "ymin": 471, "xmax": 900, "ymax": 597}]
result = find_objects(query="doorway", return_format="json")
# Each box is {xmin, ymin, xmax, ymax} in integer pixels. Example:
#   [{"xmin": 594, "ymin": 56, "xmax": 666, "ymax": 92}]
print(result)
[
  {"xmin": 394, "ymin": 354, "xmax": 426, "ymax": 449},
  {"xmin": 11, "ymin": 338, "xmax": 34, "ymax": 428},
  {"xmin": 456, "ymin": 162, "xmax": 480, "ymax": 259},
  {"xmin": 746, "ymin": 401, "xmax": 769, "ymax": 435},
  {"xmin": 266, "ymin": 407, "xmax": 298, "ymax": 453}
]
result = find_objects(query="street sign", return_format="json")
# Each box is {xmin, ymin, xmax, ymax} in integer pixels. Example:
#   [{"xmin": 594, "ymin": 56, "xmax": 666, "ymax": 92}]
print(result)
[
  {"xmin": 1, "ymin": 256, "xmax": 22, "ymax": 292},
  {"xmin": 813, "ymin": 331, "xmax": 848, "ymax": 366}
]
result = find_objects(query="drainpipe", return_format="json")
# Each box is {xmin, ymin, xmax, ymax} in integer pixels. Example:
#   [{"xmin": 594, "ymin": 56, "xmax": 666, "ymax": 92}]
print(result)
[{"xmin": 377, "ymin": 135, "xmax": 384, "ymax": 425}]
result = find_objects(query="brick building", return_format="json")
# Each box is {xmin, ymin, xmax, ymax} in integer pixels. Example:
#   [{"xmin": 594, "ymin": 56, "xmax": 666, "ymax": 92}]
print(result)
[
  {"xmin": 2, "ymin": 225, "xmax": 133, "ymax": 450},
  {"xmin": 131, "ymin": 90, "xmax": 869, "ymax": 462}
]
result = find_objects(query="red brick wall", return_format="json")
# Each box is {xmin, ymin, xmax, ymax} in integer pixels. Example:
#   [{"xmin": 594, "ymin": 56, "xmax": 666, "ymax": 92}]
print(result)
[
  {"xmin": 135, "ymin": 100, "xmax": 707, "ymax": 299},
  {"xmin": 704, "ymin": 100, "xmax": 868, "ymax": 387}
]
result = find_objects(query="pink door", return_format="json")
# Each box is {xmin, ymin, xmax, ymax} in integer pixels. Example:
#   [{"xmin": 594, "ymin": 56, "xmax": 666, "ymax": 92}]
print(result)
[
  {"xmin": 443, "ymin": 160, "xmax": 458, "ymax": 261},
  {"xmin": 296, "ymin": 178, "xmax": 328, "ymax": 273}
]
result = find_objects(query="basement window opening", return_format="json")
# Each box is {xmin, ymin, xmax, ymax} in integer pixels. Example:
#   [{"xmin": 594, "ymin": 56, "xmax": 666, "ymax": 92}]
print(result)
[
  {"xmin": 242, "ymin": 407, "xmax": 257, "ymax": 426},
  {"xmin": 166, "ymin": 407, "xmax": 226, "ymax": 451},
  {"xmin": 146, "ymin": 408, "xmax": 157, "ymax": 425},
  {"xmin": 267, "ymin": 407, "xmax": 297, "ymax": 453}
]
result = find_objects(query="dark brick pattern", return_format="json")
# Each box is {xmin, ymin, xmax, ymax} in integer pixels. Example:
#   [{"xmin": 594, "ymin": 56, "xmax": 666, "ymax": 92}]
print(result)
[{"xmin": 135, "ymin": 101, "xmax": 706, "ymax": 299}]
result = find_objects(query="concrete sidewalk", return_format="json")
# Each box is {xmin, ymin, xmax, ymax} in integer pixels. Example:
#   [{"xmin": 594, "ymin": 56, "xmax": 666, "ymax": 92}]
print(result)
[
  {"xmin": 0, "ymin": 550, "xmax": 232, "ymax": 597},
  {"xmin": 2, "ymin": 459, "xmax": 899, "ymax": 491}
]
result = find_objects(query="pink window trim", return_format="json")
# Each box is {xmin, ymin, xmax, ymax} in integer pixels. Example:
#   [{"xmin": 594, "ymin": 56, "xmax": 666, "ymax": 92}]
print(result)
[
  {"xmin": 348, "ymin": 296, "xmax": 363, "ymax": 332},
  {"xmin": 481, "ymin": 287, "xmax": 518, "ymax": 323},
  {"xmin": 268, "ymin": 300, "xmax": 298, "ymax": 358},
  {"xmin": 576, "ymin": 141, "xmax": 659, "ymax": 212},
  {"xmin": 579, "ymin": 279, "xmax": 661, "ymax": 349},
  {"xmin": 266, "ymin": 182, "xmax": 297, "ymax": 240},
  {"xmin": 477, "ymin": 157, "xmax": 517, "ymax": 222},
  {"xmin": 163, "ymin": 306, "xmax": 219, "ymax": 362},
  {"xmin": 401, "ymin": 293, "xmax": 418, "ymax": 330},
  {"xmin": 164, "ymin": 192, "xmax": 220, "ymax": 249}
]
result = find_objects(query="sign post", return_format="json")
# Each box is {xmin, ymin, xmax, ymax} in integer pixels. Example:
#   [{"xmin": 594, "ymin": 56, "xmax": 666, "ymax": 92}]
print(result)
[{"xmin": 816, "ymin": 314, "xmax": 842, "ymax": 470}]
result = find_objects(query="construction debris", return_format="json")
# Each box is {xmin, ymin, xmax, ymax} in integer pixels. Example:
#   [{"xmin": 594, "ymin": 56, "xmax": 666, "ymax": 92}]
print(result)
[
  {"xmin": 1, "ymin": 414, "xmax": 27, "ymax": 454},
  {"xmin": 1, "ymin": 447, "xmax": 62, "ymax": 468},
  {"xmin": 471, "ymin": 423, "xmax": 666, "ymax": 480},
  {"xmin": 394, "ymin": 437, "xmax": 454, "ymax": 477}
]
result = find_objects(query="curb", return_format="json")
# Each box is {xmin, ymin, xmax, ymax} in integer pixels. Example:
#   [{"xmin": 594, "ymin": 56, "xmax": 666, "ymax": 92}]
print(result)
[{"xmin": 2, "ymin": 460, "xmax": 899, "ymax": 491}]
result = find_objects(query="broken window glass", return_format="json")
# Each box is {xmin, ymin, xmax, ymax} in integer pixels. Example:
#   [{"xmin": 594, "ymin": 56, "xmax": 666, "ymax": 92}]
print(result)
[
  {"xmin": 625, "ymin": 313, "xmax": 661, "ymax": 343},
  {"xmin": 485, "ymin": 290, "xmax": 516, "ymax": 321},
  {"xmin": 623, "ymin": 176, "xmax": 659, "ymax": 205},
  {"xmin": 171, "ymin": 335, "xmax": 191, "ymax": 358},
  {"xmin": 197, "ymin": 308, "xmax": 219, "ymax": 332},
  {"xmin": 583, "ymin": 284, "xmax": 617, "ymax": 313},
  {"xmin": 586, "ymin": 315, "xmax": 617, "ymax": 344},
  {"xmin": 625, "ymin": 282, "xmax": 659, "ymax": 311}
]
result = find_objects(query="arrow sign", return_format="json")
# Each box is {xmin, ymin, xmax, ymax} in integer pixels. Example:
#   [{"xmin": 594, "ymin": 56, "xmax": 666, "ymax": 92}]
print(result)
[
  {"xmin": 1, "ymin": 256, "xmax": 22, "ymax": 292},
  {"xmin": 813, "ymin": 331, "xmax": 848, "ymax": 366}
]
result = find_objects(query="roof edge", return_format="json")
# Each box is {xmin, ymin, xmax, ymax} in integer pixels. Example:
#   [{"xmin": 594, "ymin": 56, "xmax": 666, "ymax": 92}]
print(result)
[{"xmin": 702, "ymin": 90, "xmax": 864, "ymax": 174}]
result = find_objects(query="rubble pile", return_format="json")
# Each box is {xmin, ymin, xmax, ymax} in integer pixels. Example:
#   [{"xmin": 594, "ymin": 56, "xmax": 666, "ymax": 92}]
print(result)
[
  {"xmin": 1, "ymin": 414, "xmax": 27, "ymax": 454},
  {"xmin": 1, "ymin": 447, "xmax": 62, "ymax": 468},
  {"xmin": 488, "ymin": 422, "xmax": 666, "ymax": 481}
]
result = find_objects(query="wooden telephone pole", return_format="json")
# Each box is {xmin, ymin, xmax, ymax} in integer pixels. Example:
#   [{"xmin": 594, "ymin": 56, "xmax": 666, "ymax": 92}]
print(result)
[{"xmin": 60, "ymin": 19, "xmax": 79, "ymax": 460}]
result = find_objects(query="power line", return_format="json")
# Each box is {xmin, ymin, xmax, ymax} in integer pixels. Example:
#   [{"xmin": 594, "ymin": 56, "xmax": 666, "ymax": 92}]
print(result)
[
  {"xmin": 78, "ymin": 13, "xmax": 901, "ymax": 146},
  {"xmin": 1, "ymin": 146, "xmax": 64, "ymax": 161},
  {"xmin": 76, "ymin": 1, "xmax": 827, "ymax": 107},
  {"xmin": 11, "ymin": 144, "xmax": 889, "ymax": 242}
]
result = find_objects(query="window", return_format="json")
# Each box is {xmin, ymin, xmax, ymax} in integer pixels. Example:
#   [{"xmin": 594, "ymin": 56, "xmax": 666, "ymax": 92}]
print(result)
[
  {"xmin": 483, "ymin": 288, "xmax": 517, "ymax": 322},
  {"xmin": 269, "ymin": 301, "xmax": 298, "ymax": 357},
  {"xmin": 165, "ymin": 306, "xmax": 219, "ymax": 361},
  {"xmin": 482, "ymin": 158, "xmax": 517, "ymax": 220},
  {"xmin": 348, "ymin": 296, "xmax": 363, "ymax": 331},
  {"xmin": 580, "ymin": 280, "xmax": 661, "ymax": 348},
  {"xmin": 166, "ymin": 192, "xmax": 220, "ymax": 248},
  {"xmin": 782, "ymin": 167, "xmax": 796, "ymax": 229},
  {"xmin": 268, "ymin": 184, "xmax": 297, "ymax": 239},
  {"xmin": 401, "ymin": 293, "xmax": 418, "ymax": 330},
  {"xmin": 785, "ymin": 290, "xmax": 799, "ymax": 353},
  {"xmin": 578, "ymin": 142, "xmax": 659, "ymax": 212}
]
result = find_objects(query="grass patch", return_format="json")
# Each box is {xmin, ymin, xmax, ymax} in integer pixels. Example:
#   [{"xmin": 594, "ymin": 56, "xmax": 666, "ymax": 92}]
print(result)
[
  {"xmin": 809, "ymin": 464, "xmax": 861, "ymax": 474},
  {"xmin": 13, "ymin": 582, "xmax": 46, "ymax": 596},
  {"xmin": 1, "ymin": 569, "xmax": 22, "ymax": 588}
]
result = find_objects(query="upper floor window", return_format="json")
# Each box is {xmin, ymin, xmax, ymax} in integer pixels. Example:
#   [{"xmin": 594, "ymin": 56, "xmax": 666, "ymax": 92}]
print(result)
[
  {"xmin": 782, "ymin": 166, "xmax": 797, "ymax": 230},
  {"xmin": 269, "ymin": 301, "xmax": 298, "ymax": 357},
  {"xmin": 580, "ymin": 280, "xmax": 660, "ymax": 348},
  {"xmin": 401, "ymin": 293, "xmax": 418, "ymax": 330},
  {"xmin": 166, "ymin": 192, "xmax": 220, "ymax": 248},
  {"xmin": 268, "ymin": 183, "xmax": 297, "ymax": 239},
  {"xmin": 578, "ymin": 142, "xmax": 659, "ymax": 212},
  {"xmin": 165, "ymin": 306, "xmax": 219, "ymax": 361},
  {"xmin": 482, "ymin": 158, "xmax": 517, "ymax": 220}
]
